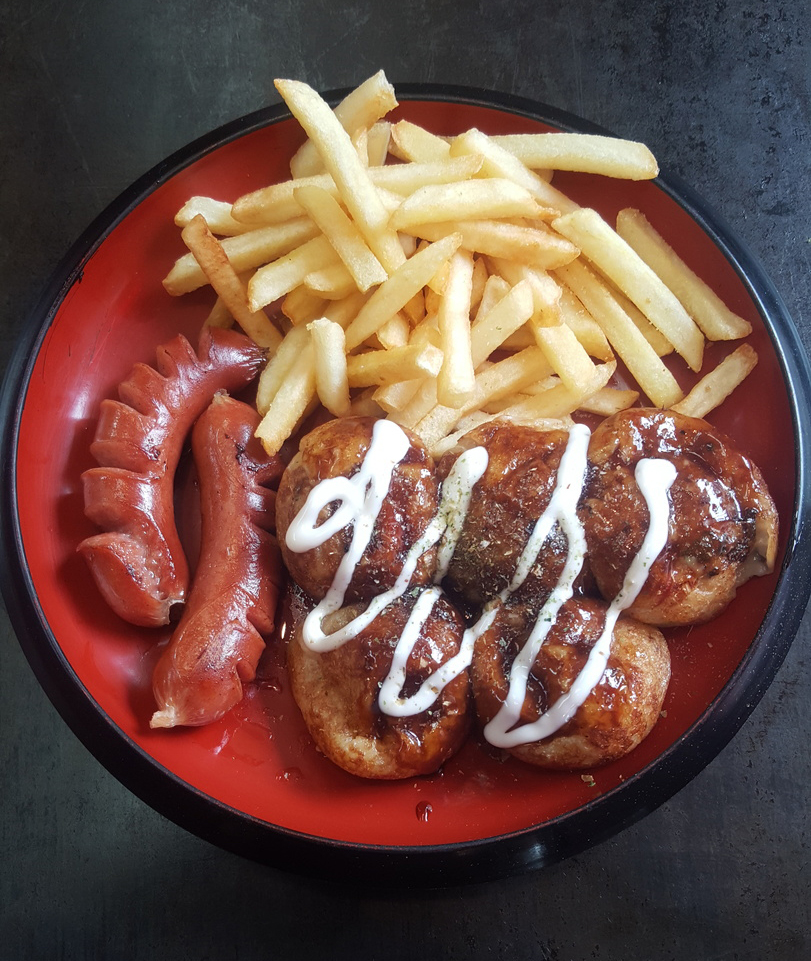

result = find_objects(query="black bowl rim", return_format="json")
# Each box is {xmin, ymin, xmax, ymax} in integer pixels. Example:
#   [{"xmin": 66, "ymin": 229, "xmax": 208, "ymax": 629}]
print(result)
[{"xmin": 2, "ymin": 82, "xmax": 810, "ymax": 887}]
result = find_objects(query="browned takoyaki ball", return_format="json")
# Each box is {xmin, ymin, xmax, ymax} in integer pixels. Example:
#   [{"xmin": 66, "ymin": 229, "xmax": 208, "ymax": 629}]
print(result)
[
  {"xmin": 436, "ymin": 421, "xmax": 575, "ymax": 608},
  {"xmin": 472, "ymin": 597, "xmax": 670, "ymax": 769},
  {"xmin": 583, "ymin": 408, "xmax": 778, "ymax": 627},
  {"xmin": 276, "ymin": 417, "xmax": 438, "ymax": 602},
  {"xmin": 286, "ymin": 586, "xmax": 471, "ymax": 779}
]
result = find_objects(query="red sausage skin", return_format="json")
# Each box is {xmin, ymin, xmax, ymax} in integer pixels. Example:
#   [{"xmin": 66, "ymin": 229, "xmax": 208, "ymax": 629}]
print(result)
[
  {"xmin": 150, "ymin": 394, "xmax": 285, "ymax": 728},
  {"xmin": 79, "ymin": 327, "xmax": 265, "ymax": 627}
]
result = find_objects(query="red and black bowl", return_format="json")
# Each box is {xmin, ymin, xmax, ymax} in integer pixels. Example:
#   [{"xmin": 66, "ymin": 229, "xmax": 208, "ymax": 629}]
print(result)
[{"xmin": 2, "ymin": 84, "xmax": 810, "ymax": 886}]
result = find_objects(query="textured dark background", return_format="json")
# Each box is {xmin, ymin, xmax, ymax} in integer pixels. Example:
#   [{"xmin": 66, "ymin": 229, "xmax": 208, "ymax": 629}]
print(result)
[{"xmin": 1, "ymin": 1, "xmax": 809, "ymax": 958}]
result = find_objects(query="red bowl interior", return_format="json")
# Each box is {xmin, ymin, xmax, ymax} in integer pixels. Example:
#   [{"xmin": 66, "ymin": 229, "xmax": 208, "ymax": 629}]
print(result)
[{"xmin": 15, "ymin": 100, "xmax": 793, "ymax": 848}]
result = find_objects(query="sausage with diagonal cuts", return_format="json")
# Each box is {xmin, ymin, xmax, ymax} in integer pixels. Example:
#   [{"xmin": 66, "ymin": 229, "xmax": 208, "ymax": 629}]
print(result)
[
  {"xmin": 79, "ymin": 327, "xmax": 265, "ymax": 627},
  {"xmin": 151, "ymin": 393, "xmax": 284, "ymax": 728}
]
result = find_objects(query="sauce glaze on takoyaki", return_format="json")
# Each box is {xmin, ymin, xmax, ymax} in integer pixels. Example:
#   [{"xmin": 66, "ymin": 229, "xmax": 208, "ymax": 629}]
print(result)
[{"xmin": 583, "ymin": 408, "xmax": 778, "ymax": 627}]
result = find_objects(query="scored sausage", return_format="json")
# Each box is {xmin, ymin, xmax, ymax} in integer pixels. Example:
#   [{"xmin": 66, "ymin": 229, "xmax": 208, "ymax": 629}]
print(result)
[
  {"xmin": 150, "ymin": 394, "xmax": 284, "ymax": 728},
  {"xmin": 78, "ymin": 326, "xmax": 265, "ymax": 627}
]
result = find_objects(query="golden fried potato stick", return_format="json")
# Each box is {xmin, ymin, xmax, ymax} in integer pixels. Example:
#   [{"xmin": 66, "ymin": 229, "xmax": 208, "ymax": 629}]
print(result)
[
  {"xmin": 347, "ymin": 343, "xmax": 443, "ymax": 388},
  {"xmin": 555, "ymin": 258, "xmax": 683, "ymax": 408},
  {"xmin": 180, "ymin": 215, "xmax": 282, "ymax": 350},
  {"xmin": 164, "ymin": 218, "xmax": 319, "ymax": 295},
  {"xmin": 293, "ymin": 183, "xmax": 387, "ymax": 292},
  {"xmin": 256, "ymin": 324, "xmax": 311, "ymax": 415},
  {"xmin": 531, "ymin": 322, "xmax": 601, "ymax": 395},
  {"xmin": 389, "ymin": 119, "xmax": 452, "ymax": 162},
  {"xmin": 553, "ymin": 207, "xmax": 704, "ymax": 371},
  {"xmin": 366, "ymin": 121, "xmax": 392, "ymax": 166},
  {"xmin": 470, "ymin": 279, "xmax": 534, "ymax": 366},
  {"xmin": 390, "ymin": 178, "xmax": 545, "ymax": 231},
  {"xmin": 343, "ymin": 234, "xmax": 462, "ymax": 350},
  {"xmin": 449, "ymin": 127, "xmax": 580, "ymax": 215},
  {"xmin": 672, "ymin": 344, "xmax": 758, "ymax": 419},
  {"xmin": 308, "ymin": 318, "xmax": 351, "ymax": 416},
  {"xmin": 399, "ymin": 218, "xmax": 579, "ymax": 269},
  {"xmin": 616, "ymin": 208, "xmax": 753, "ymax": 341},
  {"xmin": 437, "ymin": 249, "xmax": 476, "ymax": 408},
  {"xmin": 248, "ymin": 236, "xmax": 341, "ymax": 311},
  {"xmin": 275, "ymin": 78, "xmax": 405, "ymax": 273},
  {"xmin": 289, "ymin": 70, "xmax": 398, "ymax": 178},
  {"xmin": 255, "ymin": 338, "xmax": 317, "ymax": 454},
  {"xmin": 490, "ymin": 133, "xmax": 659, "ymax": 180},
  {"xmin": 174, "ymin": 197, "xmax": 252, "ymax": 236}
]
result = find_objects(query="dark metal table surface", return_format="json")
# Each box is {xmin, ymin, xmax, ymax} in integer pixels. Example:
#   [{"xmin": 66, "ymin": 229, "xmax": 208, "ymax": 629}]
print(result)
[{"xmin": 1, "ymin": 1, "xmax": 809, "ymax": 957}]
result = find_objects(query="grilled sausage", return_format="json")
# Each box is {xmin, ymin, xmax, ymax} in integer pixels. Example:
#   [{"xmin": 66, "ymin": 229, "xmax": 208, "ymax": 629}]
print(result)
[
  {"xmin": 79, "ymin": 327, "xmax": 265, "ymax": 627},
  {"xmin": 150, "ymin": 394, "xmax": 284, "ymax": 728}
]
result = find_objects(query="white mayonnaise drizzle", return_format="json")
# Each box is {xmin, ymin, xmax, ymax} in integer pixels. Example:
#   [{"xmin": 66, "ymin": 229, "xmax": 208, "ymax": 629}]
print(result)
[
  {"xmin": 285, "ymin": 419, "xmax": 488, "ymax": 653},
  {"xmin": 484, "ymin": 456, "xmax": 677, "ymax": 748},
  {"xmin": 285, "ymin": 417, "xmax": 677, "ymax": 743},
  {"xmin": 381, "ymin": 422, "xmax": 591, "ymax": 717}
]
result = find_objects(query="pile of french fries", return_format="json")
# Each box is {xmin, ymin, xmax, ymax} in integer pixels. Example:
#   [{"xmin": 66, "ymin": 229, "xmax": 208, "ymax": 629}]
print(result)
[{"xmin": 163, "ymin": 70, "xmax": 758, "ymax": 458}]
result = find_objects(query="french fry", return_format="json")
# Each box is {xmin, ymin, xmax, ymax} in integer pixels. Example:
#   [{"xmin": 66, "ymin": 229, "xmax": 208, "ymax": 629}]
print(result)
[
  {"xmin": 390, "ymin": 179, "xmax": 545, "ymax": 231},
  {"xmin": 415, "ymin": 346, "xmax": 555, "ymax": 447},
  {"xmin": 174, "ymin": 197, "xmax": 252, "ymax": 236},
  {"xmin": 496, "ymin": 361, "xmax": 616, "ymax": 421},
  {"xmin": 373, "ymin": 378, "xmax": 422, "ymax": 415},
  {"xmin": 203, "ymin": 296, "xmax": 234, "ymax": 330},
  {"xmin": 389, "ymin": 119, "xmax": 452, "ymax": 162},
  {"xmin": 347, "ymin": 387, "xmax": 385, "ymax": 418},
  {"xmin": 255, "ymin": 324, "xmax": 312, "ymax": 415},
  {"xmin": 274, "ymin": 78, "xmax": 405, "ymax": 273},
  {"xmin": 366, "ymin": 121, "xmax": 392, "ymax": 167},
  {"xmin": 399, "ymin": 218, "xmax": 579, "ymax": 269},
  {"xmin": 163, "ymin": 218, "xmax": 319, "ymax": 295},
  {"xmin": 352, "ymin": 128, "xmax": 369, "ymax": 166},
  {"xmin": 289, "ymin": 70, "xmax": 398, "ymax": 178},
  {"xmin": 558, "ymin": 287, "xmax": 613, "ymax": 361},
  {"xmin": 437, "ymin": 249, "xmax": 475, "ymax": 407},
  {"xmin": 473, "ymin": 273, "xmax": 511, "ymax": 324},
  {"xmin": 374, "ymin": 312, "xmax": 411, "ymax": 349},
  {"xmin": 489, "ymin": 133, "xmax": 659, "ymax": 180},
  {"xmin": 347, "ymin": 343, "xmax": 443, "ymax": 388},
  {"xmin": 402, "ymin": 288, "xmax": 426, "ymax": 326},
  {"xmin": 371, "ymin": 155, "xmax": 484, "ymax": 194},
  {"xmin": 470, "ymin": 256, "xmax": 488, "ymax": 314},
  {"xmin": 607, "ymin": 282, "xmax": 674, "ymax": 357},
  {"xmin": 531, "ymin": 322, "xmax": 601, "ymax": 394},
  {"xmin": 449, "ymin": 127, "xmax": 580, "ymax": 215},
  {"xmin": 470, "ymin": 279, "xmax": 534, "ymax": 366},
  {"xmin": 282, "ymin": 285, "xmax": 328, "ymax": 326},
  {"xmin": 308, "ymin": 317, "xmax": 351, "ymax": 416},
  {"xmin": 392, "ymin": 377, "xmax": 439, "ymax": 430},
  {"xmin": 180, "ymin": 215, "xmax": 282, "ymax": 350},
  {"xmin": 578, "ymin": 386, "xmax": 640, "ymax": 416},
  {"xmin": 552, "ymin": 207, "xmax": 704, "ymax": 371},
  {"xmin": 230, "ymin": 157, "xmax": 484, "ymax": 226},
  {"xmin": 293, "ymin": 183, "xmax": 387, "ymax": 292},
  {"xmin": 555, "ymin": 258, "xmax": 683, "ymax": 408},
  {"xmin": 248, "ymin": 235, "xmax": 341, "ymax": 311},
  {"xmin": 344, "ymin": 234, "xmax": 462, "ymax": 350},
  {"xmin": 322, "ymin": 290, "xmax": 369, "ymax": 329},
  {"xmin": 255, "ymin": 342, "xmax": 317, "ymax": 455},
  {"xmin": 304, "ymin": 261, "xmax": 358, "ymax": 300},
  {"xmin": 487, "ymin": 257, "xmax": 562, "ymax": 327},
  {"xmin": 671, "ymin": 344, "xmax": 758, "ymax": 419},
  {"xmin": 616, "ymin": 208, "xmax": 753, "ymax": 341}
]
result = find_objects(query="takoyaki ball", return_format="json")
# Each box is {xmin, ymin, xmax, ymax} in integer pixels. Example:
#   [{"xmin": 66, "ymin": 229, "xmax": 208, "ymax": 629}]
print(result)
[
  {"xmin": 276, "ymin": 416, "xmax": 438, "ymax": 602},
  {"xmin": 583, "ymin": 408, "xmax": 778, "ymax": 627},
  {"xmin": 472, "ymin": 597, "xmax": 670, "ymax": 769},
  {"xmin": 437, "ymin": 421, "xmax": 575, "ymax": 608},
  {"xmin": 287, "ymin": 586, "xmax": 471, "ymax": 779}
]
